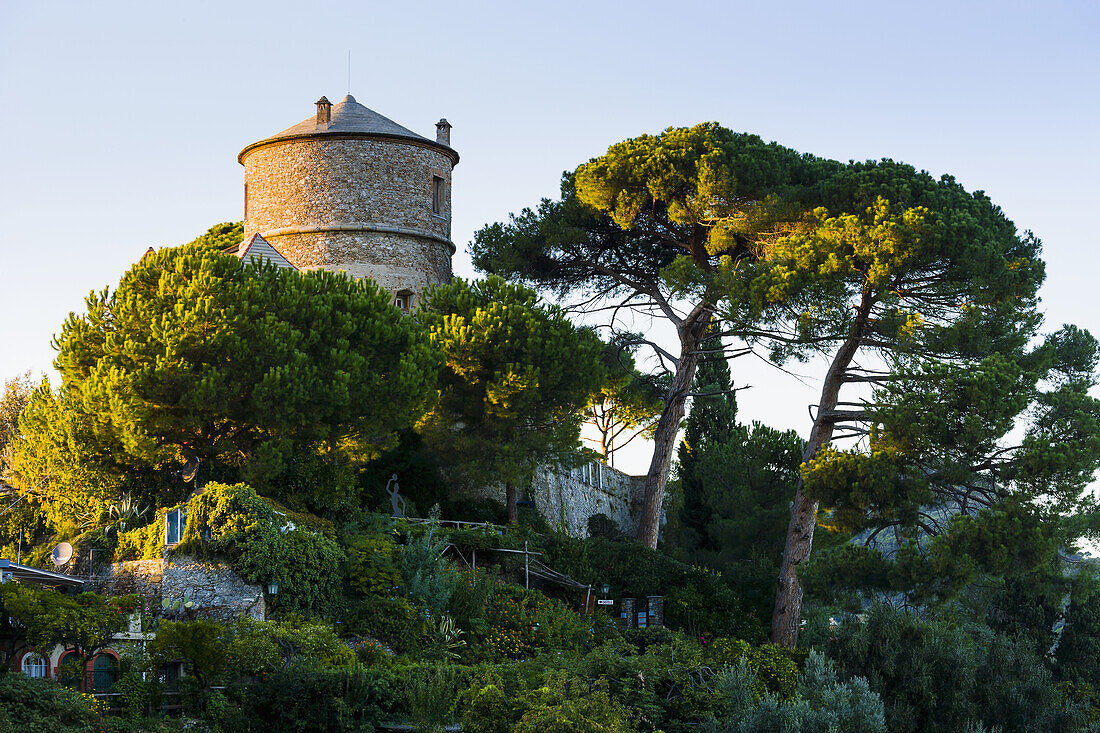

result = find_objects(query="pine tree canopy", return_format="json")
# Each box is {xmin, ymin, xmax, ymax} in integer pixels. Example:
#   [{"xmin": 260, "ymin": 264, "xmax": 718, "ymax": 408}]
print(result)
[
  {"xmin": 10, "ymin": 235, "xmax": 437, "ymax": 513},
  {"xmin": 469, "ymin": 123, "xmax": 1100, "ymax": 643},
  {"xmin": 416, "ymin": 276, "xmax": 607, "ymax": 508}
]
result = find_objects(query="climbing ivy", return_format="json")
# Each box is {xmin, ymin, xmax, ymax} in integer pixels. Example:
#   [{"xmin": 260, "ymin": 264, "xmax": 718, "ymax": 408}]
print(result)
[{"xmin": 178, "ymin": 482, "xmax": 345, "ymax": 617}]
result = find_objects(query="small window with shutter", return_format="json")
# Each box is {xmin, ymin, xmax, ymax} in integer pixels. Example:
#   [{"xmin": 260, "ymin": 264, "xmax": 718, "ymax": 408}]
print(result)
[{"xmin": 432, "ymin": 176, "xmax": 444, "ymax": 215}]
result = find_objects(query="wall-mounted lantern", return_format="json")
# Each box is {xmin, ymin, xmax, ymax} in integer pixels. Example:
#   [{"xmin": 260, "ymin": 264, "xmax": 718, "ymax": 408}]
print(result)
[{"xmin": 268, "ymin": 581, "xmax": 279, "ymax": 595}]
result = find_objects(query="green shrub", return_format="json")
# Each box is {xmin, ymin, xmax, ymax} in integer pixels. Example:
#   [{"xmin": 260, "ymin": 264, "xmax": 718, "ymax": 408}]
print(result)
[
  {"xmin": 400, "ymin": 507, "xmax": 460, "ymax": 617},
  {"xmin": 178, "ymin": 481, "xmax": 346, "ymax": 616},
  {"xmin": 513, "ymin": 672, "xmax": 635, "ymax": 733},
  {"xmin": 827, "ymin": 604, "xmax": 1087, "ymax": 733},
  {"xmin": 227, "ymin": 615, "xmax": 355, "ymax": 675},
  {"xmin": 579, "ymin": 633, "xmax": 733, "ymax": 730},
  {"xmin": 471, "ymin": 584, "xmax": 591, "ymax": 662},
  {"xmin": 708, "ymin": 638, "xmax": 800, "ymax": 701},
  {"xmin": 352, "ymin": 638, "xmax": 393, "ymax": 666},
  {"xmin": 347, "ymin": 531, "xmax": 402, "ymax": 595},
  {"xmin": 407, "ymin": 662, "xmax": 462, "ymax": 731},
  {"xmin": 0, "ymin": 672, "xmax": 106, "ymax": 730},
  {"xmin": 114, "ymin": 509, "xmax": 166, "ymax": 561},
  {"xmin": 587, "ymin": 513, "xmax": 625, "ymax": 541},
  {"xmin": 447, "ymin": 568, "xmax": 498, "ymax": 630},
  {"xmin": 710, "ymin": 651, "xmax": 887, "ymax": 733},
  {"xmin": 237, "ymin": 664, "xmax": 403, "ymax": 731},
  {"xmin": 146, "ymin": 619, "xmax": 230, "ymax": 688},
  {"xmin": 349, "ymin": 594, "xmax": 428, "ymax": 653},
  {"xmin": 455, "ymin": 672, "xmax": 515, "ymax": 733}
]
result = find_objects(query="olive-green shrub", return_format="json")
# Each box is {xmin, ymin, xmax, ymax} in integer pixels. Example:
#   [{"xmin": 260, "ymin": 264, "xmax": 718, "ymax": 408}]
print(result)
[{"xmin": 178, "ymin": 482, "xmax": 345, "ymax": 617}]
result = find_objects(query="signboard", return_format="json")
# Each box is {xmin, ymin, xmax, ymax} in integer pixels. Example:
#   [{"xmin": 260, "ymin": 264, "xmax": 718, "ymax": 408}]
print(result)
[{"xmin": 596, "ymin": 599, "xmax": 614, "ymax": 606}]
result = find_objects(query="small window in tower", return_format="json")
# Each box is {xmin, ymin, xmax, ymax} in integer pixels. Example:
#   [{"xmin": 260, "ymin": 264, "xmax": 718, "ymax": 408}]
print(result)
[
  {"xmin": 244, "ymin": 183, "xmax": 249, "ymax": 219},
  {"xmin": 395, "ymin": 289, "xmax": 414, "ymax": 313},
  {"xmin": 432, "ymin": 176, "xmax": 444, "ymax": 215}
]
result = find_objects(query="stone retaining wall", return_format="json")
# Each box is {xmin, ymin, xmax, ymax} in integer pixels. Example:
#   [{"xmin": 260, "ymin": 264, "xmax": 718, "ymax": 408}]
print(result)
[
  {"xmin": 481, "ymin": 462, "xmax": 646, "ymax": 538},
  {"xmin": 95, "ymin": 554, "xmax": 265, "ymax": 622}
]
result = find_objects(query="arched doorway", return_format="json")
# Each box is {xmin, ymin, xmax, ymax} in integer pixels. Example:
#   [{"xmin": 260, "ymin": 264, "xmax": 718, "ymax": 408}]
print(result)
[
  {"xmin": 58, "ymin": 651, "xmax": 81, "ymax": 688},
  {"xmin": 92, "ymin": 653, "xmax": 119, "ymax": 693}
]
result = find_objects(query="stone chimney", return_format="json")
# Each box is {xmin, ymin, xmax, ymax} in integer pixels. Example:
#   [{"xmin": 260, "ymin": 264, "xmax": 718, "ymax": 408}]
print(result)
[
  {"xmin": 316, "ymin": 97, "xmax": 332, "ymax": 127},
  {"xmin": 436, "ymin": 118, "xmax": 451, "ymax": 146}
]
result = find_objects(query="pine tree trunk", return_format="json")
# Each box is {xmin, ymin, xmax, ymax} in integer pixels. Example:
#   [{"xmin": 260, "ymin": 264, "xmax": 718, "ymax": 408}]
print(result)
[
  {"xmin": 506, "ymin": 482, "xmax": 518, "ymax": 524},
  {"xmin": 771, "ymin": 289, "xmax": 872, "ymax": 647},
  {"xmin": 635, "ymin": 307, "xmax": 711, "ymax": 549}
]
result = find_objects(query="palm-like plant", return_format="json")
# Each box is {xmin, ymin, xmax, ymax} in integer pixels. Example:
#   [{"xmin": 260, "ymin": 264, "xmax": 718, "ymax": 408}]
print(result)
[{"xmin": 106, "ymin": 493, "xmax": 148, "ymax": 534}]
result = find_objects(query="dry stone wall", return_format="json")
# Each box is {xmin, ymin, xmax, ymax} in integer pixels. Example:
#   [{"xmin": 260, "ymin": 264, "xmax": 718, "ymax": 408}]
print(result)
[{"xmin": 95, "ymin": 554, "xmax": 265, "ymax": 622}]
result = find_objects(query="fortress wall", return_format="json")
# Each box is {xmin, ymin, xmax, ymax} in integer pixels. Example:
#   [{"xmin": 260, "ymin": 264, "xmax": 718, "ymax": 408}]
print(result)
[{"xmin": 480, "ymin": 462, "xmax": 645, "ymax": 538}]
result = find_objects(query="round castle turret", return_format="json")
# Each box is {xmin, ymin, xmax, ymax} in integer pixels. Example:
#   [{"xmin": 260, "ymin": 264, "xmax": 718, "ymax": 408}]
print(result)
[{"xmin": 239, "ymin": 95, "xmax": 458, "ymax": 308}]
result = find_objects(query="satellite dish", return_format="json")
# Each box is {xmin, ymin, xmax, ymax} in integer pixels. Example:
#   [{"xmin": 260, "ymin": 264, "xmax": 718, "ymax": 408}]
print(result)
[
  {"xmin": 181, "ymin": 456, "xmax": 200, "ymax": 483},
  {"xmin": 51, "ymin": 542, "xmax": 74, "ymax": 567}
]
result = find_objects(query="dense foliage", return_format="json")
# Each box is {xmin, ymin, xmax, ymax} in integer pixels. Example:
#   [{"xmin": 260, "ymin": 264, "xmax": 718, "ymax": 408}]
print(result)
[
  {"xmin": 668, "ymin": 342, "xmax": 803, "ymax": 587},
  {"xmin": 8, "ymin": 229, "xmax": 437, "ymax": 527},
  {"xmin": 2, "ymin": 115, "xmax": 1099, "ymax": 731},
  {"xmin": 178, "ymin": 482, "xmax": 345, "ymax": 616},
  {"xmin": 418, "ymin": 276, "xmax": 606, "ymax": 519},
  {"xmin": 0, "ymin": 585, "xmax": 134, "ymax": 691},
  {"xmin": 0, "ymin": 672, "xmax": 105, "ymax": 731}
]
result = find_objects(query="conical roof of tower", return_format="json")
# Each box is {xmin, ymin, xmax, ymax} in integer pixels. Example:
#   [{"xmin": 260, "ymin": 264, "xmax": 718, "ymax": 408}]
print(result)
[{"xmin": 239, "ymin": 94, "xmax": 457, "ymax": 164}]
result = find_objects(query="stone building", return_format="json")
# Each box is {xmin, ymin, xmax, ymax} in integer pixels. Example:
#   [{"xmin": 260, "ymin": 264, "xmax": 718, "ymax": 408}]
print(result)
[{"xmin": 239, "ymin": 94, "xmax": 458, "ymax": 310}]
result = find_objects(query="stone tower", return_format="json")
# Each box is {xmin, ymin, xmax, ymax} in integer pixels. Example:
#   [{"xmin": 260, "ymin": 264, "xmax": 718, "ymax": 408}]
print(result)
[{"xmin": 239, "ymin": 95, "xmax": 458, "ymax": 309}]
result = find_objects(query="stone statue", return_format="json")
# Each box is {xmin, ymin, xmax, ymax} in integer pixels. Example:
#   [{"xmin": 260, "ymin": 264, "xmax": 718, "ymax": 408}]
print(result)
[{"xmin": 386, "ymin": 474, "xmax": 407, "ymax": 518}]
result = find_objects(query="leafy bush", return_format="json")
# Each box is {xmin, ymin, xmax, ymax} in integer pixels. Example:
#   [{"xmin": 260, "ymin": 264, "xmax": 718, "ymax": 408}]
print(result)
[
  {"xmin": 580, "ymin": 634, "xmax": 716, "ymax": 731},
  {"xmin": 587, "ymin": 513, "xmax": 625, "ymax": 540},
  {"xmin": 826, "ymin": 604, "xmax": 1086, "ymax": 733},
  {"xmin": 707, "ymin": 638, "xmax": 800, "ymax": 701},
  {"xmin": 179, "ymin": 481, "xmax": 346, "ymax": 616},
  {"xmin": 407, "ymin": 662, "xmax": 462, "ymax": 731},
  {"xmin": 455, "ymin": 672, "xmax": 514, "ymax": 733},
  {"xmin": 347, "ymin": 530, "xmax": 402, "ymax": 595},
  {"xmin": 448, "ymin": 568, "xmax": 498, "ymax": 631},
  {"xmin": 710, "ymin": 651, "xmax": 886, "ymax": 733},
  {"xmin": 472, "ymin": 584, "xmax": 590, "ymax": 661},
  {"xmin": 114, "ymin": 509, "xmax": 166, "ymax": 561},
  {"xmin": 227, "ymin": 615, "xmax": 355, "ymax": 676},
  {"xmin": 513, "ymin": 672, "xmax": 636, "ymax": 733},
  {"xmin": 112, "ymin": 667, "xmax": 162, "ymax": 721},
  {"xmin": 146, "ymin": 619, "xmax": 230, "ymax": 687},
  {"xmin": 348, "ymin": 594, "xmax": 427, "ymax": 653},
  {"xmin": 0, "ymin": 672, "xmax": 106, "ymax": 731},
  {"xmin": 235, "ymin": 664, "xmax": 404, "ymax": 731},
  {"xmin": 351, "ymin": 638, "xmax": 392, "ymax": 666}
]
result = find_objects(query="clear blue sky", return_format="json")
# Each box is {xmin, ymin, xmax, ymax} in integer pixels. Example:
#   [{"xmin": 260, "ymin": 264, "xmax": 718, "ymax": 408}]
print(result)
[{"xmin": 1, "ymin": 0, "xmax": 1097, "ymax": 475}]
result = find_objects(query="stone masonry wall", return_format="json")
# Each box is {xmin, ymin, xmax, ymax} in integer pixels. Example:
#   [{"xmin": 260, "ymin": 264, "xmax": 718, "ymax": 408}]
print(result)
[
  {"xmin": 482, "ymin": 462, "xmax": 645, "ymax": 538},
  {"xmin": 242, "ymin": 137, "xmax": 453, "ymax": 306},
  {"xmin": 95, "ymin": 554, "xmax": 265, "ymax": 622}
]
